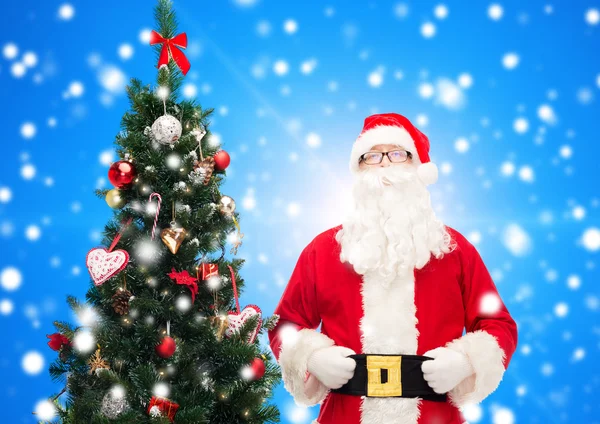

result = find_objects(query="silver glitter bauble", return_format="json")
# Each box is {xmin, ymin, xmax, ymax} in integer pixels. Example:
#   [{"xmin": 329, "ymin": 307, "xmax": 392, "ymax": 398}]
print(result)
[
  {"xmin": 151, "ymin": 114, "xmax": 182, "ymax": 145},
  {"xmin": 100, "ymin": 391, "xmax": 130, "ymax": 419}
]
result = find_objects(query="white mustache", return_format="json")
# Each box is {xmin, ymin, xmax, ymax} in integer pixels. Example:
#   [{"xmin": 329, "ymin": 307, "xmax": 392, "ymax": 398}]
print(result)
[{"xmin": 359, "ymin": 167, "xmax": 417, "ymax": 190}]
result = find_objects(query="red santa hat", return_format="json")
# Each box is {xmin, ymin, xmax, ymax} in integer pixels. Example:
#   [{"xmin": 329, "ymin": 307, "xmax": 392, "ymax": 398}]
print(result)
[{"xmin": 350, "ymin": 113, "xmax": 438, "ymax": 185}]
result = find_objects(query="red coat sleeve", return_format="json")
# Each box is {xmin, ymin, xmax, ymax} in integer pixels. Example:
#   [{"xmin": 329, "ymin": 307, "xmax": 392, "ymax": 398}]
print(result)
[
  {"xmin": 445, "ymin": 237, "xmax": 518, "ymax": 407},
  {"xmin": 267, "ymin": 240, "xmax": 335, "ymax": 406},
  {"xmin": 269, "ymin": 240, "xmax": 321, "ymax": 359}
]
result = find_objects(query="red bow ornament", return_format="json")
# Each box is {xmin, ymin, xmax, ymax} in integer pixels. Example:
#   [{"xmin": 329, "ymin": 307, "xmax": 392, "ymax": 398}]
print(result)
[
  {"xmin": 149, "ymin": 30, "xmax": 191, "ymax": 75},
  {"xmin": 168, "ymin": 268, "xmax": 199, "ymax": 303}
]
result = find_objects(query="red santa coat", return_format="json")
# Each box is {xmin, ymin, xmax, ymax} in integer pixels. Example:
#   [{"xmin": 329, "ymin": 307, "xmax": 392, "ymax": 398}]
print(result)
[{"xmin": 268, "ymin": 225, "xmax": 518, "ymax": 424}]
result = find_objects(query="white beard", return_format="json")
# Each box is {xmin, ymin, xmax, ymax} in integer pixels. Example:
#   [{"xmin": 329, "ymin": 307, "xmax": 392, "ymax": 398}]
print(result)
[{"xmin": 336, "ymin": 165, "xmax": 455, "ymax": 285}]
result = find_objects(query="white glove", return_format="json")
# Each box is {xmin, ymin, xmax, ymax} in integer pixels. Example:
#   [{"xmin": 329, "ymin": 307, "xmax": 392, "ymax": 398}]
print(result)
[
  {"xmin": 421, "ymin": 347, "xmax": 474, "ymax": 394},
  {"xmin": 307, "ymin": 345, "xmax": 357, "ymax": 389}
]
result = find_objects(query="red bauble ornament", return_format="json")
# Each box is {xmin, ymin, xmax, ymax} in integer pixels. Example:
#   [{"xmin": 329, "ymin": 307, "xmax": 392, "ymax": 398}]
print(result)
[
  {"xmin": 213, "ymin": 150, "xmax": 230, "ymax": 171},
  {"xmin": 108, "ymin": 160, "xmax": 137, "ymax": 188},
  {"xmin": 155, "ymin": 336, "xmax": 176, "ymax": 358},
  {"xmin": 250, "ymin": 357, "xmax": 265, "ymax": 381}
]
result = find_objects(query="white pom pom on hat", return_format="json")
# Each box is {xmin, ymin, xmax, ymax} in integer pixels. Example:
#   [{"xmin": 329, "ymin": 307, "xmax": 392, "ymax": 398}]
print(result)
[
  {"xmin": 416, "ymin": 161, "xmax": 438, "ymax": 186},
  {"xmin": 349, "ymin": 113, "xmax": 439, "ymax": 186}
]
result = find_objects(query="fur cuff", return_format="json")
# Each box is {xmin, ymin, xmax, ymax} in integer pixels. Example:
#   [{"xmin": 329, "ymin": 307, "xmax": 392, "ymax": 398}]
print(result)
[
  {"xmin": 278, "ymin": 328, "xmax": 335, "ymax": 406},
  {"xmin": 444, "ymin": 330, "xmax": 506, "ymax": 407}
]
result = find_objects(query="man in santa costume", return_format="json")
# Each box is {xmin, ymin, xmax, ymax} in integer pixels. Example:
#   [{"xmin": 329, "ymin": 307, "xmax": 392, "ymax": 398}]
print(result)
[{"xmin": 267, "ymin": 113, "xmax": 518, "ymax": 424}]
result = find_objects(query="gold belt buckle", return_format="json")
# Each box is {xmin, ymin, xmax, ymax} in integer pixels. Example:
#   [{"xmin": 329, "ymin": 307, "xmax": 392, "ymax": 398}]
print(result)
[{"xmin": 366, "ymin": 355, "xmax": 402, "ymax": 397}]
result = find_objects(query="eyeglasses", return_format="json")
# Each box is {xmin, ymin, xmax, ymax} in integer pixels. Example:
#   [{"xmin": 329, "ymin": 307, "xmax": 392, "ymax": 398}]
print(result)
[{"xmin": 359, "ymin": 150, "xmax": 412, "ymax": 165}]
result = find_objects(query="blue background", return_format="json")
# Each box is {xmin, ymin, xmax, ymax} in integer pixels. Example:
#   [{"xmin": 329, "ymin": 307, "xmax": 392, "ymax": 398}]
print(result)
[{"xmin": 1, "ymin": 0, "xmax": 599, "ymax": 423}]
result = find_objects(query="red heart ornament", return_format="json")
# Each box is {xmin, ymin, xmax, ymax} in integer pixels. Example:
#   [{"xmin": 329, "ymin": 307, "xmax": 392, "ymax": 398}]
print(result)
[
  {"xmin": 225, "ymin": 305, "xmax": 262, "ymax": 344},
  {"xmin": 86, "ymin": 247, "xmax": 129, "ymax": 286}
]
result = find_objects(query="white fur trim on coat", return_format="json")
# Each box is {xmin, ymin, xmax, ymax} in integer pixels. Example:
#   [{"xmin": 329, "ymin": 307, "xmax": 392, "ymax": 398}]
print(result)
[
  {"xmin": 359, "ymin": 269, "xmax": 421, "ymax": 424},
  {"xmin": 444, "ymin": 329, "xmax": 507, "ymax": 407},
  {"xmin": 349, "ymin": 125, "xmax": 421, "ymax": 173},
  {"xmin": 278, "ymin": 328, "xmax": 335, "ymax": 407}
]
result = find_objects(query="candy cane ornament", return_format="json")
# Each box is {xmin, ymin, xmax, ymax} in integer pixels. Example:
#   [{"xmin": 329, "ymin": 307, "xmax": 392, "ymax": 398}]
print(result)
[{"xmin": 149, "ymin": 193, "xmax": 162, "ymax": 240}]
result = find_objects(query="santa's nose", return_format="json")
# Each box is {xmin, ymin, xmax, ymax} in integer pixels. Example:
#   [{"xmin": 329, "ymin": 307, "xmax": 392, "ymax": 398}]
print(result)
[{"xmin": 379, "ymin": 156, "xmax": 391, "ymax": 167}]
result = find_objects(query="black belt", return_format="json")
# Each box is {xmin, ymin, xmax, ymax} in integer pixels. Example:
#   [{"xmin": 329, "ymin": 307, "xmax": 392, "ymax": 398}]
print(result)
[{"xmin": 331, "ymin": 354, "xmax": 447, "ymax": 402}]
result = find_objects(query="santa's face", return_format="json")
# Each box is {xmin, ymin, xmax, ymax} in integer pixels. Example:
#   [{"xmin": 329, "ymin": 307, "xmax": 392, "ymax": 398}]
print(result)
[
  {"xmin": 336, "ymin": 147, "xmax": 454, "ymax": 285},
  {"xmin": 357, "ymin": 143, "xmax": 414, "ymax": 178}
]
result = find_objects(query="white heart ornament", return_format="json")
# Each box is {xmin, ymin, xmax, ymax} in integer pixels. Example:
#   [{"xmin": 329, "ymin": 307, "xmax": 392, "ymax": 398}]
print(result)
[
  {"xmin": 86, "ymin": 247, "xmax": 129, "ymax": 286},
  {"xmin": 225, "ymin": 305, "xmax": 262, "ymax": 344}
]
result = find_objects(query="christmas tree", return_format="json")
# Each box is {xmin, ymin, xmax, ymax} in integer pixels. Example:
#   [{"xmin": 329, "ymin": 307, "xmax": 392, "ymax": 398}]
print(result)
[{"xmin": 40, "ymin": 1, "xmax": 281, "ymax": 422}]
